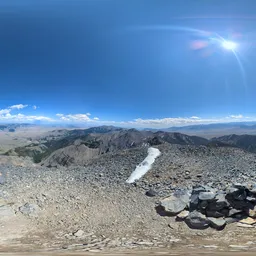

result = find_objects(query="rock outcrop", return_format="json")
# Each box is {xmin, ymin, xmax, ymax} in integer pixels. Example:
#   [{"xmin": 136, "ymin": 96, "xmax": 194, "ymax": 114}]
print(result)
[{"xmin": 159, "ymin": 184, "xmax": 256, "ymax": 230}]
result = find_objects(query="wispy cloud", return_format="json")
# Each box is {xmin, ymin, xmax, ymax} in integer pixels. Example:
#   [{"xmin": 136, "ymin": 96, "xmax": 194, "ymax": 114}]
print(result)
[
  {"xmin": 56, "ymin": 113, "xmax": 91, "ymax": 122},
  {"xmin": 9, "ymin": 104, "xmax": 28, "ymax": 110},
  {"xmin": 33, "ymin": 105, "xmax": 38, "ymax": 110},
  {"xmin": 229, "ymin": 114, "xmax": 243, "ymax": 119}
]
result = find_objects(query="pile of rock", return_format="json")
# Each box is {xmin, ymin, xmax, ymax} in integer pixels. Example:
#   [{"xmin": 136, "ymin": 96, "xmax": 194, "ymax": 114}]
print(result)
[{"xmin": 158, "ymin": 184, "xmax": 256, "ymax": 229}]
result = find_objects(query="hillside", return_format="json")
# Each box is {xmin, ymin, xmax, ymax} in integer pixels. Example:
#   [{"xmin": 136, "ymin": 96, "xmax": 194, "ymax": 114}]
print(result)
[{"xmin": 4, "ymin": 127, "xmax": 209, "ymax": 167}]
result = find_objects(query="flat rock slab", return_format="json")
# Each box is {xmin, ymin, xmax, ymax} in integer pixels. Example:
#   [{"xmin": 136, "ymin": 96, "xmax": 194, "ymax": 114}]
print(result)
[{"xmin": 239, "ymin": 217, "xmax": 256, "ymax": 225}]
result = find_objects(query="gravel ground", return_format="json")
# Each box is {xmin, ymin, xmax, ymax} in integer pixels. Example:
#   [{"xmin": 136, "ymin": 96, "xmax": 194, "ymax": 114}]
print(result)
[{"xmin": 1, "ymin": 143, "xmax": 256, "ymax": 252}]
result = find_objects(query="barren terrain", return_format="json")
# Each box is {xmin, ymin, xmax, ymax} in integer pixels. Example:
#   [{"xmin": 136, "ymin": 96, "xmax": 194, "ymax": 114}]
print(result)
[{"xmin": 0, "ymin": 127, "xmax": 256, "ymax": 254}]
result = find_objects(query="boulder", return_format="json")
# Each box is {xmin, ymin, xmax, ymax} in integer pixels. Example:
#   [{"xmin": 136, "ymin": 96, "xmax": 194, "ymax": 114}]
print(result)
[
  {"xmin": 208, "ymin": 217, "xmax": 226, "ymax": 229},
  {"xmin": 160, "ymin": 194, "xmax": 188, "ymax": 215},
  {"xmin": 185, "ymin": 211, "xmax": 210, "ymax": 229}
]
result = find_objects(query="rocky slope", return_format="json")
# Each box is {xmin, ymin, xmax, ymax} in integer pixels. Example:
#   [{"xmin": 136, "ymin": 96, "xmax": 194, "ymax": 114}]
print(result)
[
  {"xmin": 212, "ymin": 134, "xmax": 256, "ymax": 153},
  {"xmin": 4, "ymin": 127, "xmax": 209, "ymax": 166},
  {"xmin": 1, "ymin": 143, "xmax": 256, "ymax": 252}
]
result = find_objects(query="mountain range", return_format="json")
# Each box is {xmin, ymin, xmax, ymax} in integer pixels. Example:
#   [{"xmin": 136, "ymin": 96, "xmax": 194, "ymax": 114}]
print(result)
[{"xmin": 3, "ymin": 125, "xmax": 256, "ymax": 168}]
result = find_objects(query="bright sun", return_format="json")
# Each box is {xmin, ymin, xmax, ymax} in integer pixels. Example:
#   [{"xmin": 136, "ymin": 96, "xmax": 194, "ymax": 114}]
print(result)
[{"xmin": 221, "ymin": 40, "xmax": 237, "ymax": 50}]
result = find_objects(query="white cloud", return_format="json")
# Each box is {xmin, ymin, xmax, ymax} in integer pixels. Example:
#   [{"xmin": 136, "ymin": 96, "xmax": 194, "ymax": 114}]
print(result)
[
  {"xmin": 9, "ymin": 104, "xmax": 28, "ymax": 110},
  {"xmin": 56, "ymin": 113, "xmax": 91, "ymax": 122},
  {"xmin": 229, "ymin": 114, "xmax": 243, "ymax": 119},
  {"xmin": 0, "ymin": 104, "xmax": 53, "ymax": 123},
  {"xmin": 0, "ymin": 109, "xmax": 11, "ymax": 115},
  {"xmin": 1, "ymin": 104, "xmax": 256, "ymax": 128}
]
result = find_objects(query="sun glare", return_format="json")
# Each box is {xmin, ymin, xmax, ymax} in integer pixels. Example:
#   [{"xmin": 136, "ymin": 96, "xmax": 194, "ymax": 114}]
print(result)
[{"xmin": 221, "ymin": 40, "xmax": 237, "ymax": 50}]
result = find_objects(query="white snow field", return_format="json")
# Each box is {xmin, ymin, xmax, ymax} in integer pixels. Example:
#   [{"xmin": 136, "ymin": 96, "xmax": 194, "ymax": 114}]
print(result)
[{"xmin": 126, "ymin": 147, "xmax": 161, "ymax": 183}]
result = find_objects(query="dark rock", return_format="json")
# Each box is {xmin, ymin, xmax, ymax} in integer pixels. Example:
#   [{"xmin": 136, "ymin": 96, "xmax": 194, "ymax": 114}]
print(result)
[
  {"xmin": 226, "ymin": 186, "xmax": 247, "ymax": 201},
  {"xmin": 199, "ymin": 200, "xmax": 208, "ymax": 210},
  {"xmin": 189, "ymin": 193, "xmax": 199, "ymax": 211},
  {"xmin": 207, "ymin": 193, "xmax": 229, "ymax": 211},
  {"xmin": 185, "ymin": 211, "xmax": 210, "ymax": 229},
  {"xmin": 206, "ymin": 210, "xmax": 225, "ymax": 218},
  {"xmin": 145, "ymin": 189, "xmax": 157, "ymax": 197},
  {"xmin": 227, "ymin": 199, "xmax": 253, "ymax": 210}
]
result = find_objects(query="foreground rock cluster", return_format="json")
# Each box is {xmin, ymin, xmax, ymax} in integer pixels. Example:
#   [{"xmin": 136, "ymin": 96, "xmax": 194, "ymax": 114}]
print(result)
[{"xmin": 159, "ymin": 184, "xmax": 256, "ymax": 230}]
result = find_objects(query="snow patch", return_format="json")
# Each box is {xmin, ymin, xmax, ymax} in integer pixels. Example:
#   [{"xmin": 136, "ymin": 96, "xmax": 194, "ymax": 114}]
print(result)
[{"xmin": 126, "ymin": 147, "xmax": 161, "ymax": 183}]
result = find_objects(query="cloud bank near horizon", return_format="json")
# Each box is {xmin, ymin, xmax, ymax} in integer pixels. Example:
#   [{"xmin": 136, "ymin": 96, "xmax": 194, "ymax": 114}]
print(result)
[{"xmin": 0, "ymin": 103, "xmax": 255, "ymax": 128}]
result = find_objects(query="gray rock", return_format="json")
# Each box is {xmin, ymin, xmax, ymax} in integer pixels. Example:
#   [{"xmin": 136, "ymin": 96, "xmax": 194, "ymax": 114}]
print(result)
[
  {"xmin": 185, "ymin": 211, "xmax": 210, "ymax": 229},
  {"xmin": 199, "ymin": 192, "xmax": 216, "ymax": 201},
  {"xmin": 160, "ymin": 195, "xmax": 187, "ymax": 215},
  {"xmin": 19, "ymin": 203, "xmax": 39, "ymax": 216},
  {"xmin": 208, "ymin": 217, "xmax": 226, "ymax": 229}
]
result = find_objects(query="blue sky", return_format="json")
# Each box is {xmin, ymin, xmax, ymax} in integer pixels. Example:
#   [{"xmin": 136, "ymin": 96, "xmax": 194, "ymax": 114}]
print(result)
[{"xmin": 1, "ymin": 0, "xmax": 256, "ymax": 127}]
